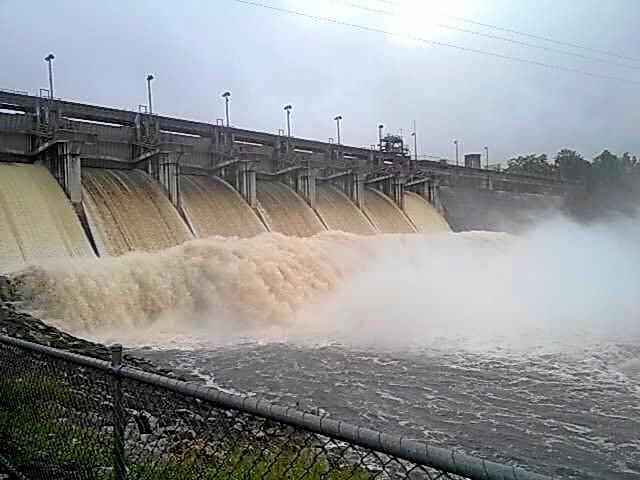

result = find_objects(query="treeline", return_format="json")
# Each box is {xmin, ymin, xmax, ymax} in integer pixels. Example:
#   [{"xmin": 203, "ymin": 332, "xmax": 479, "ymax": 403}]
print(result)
[
  {"xmin": 505, "ymin": 149, "xmax": 640, "ymax": 186},
  {"xmin": 505, "ymin": 149, "xmax": 640, "ymax": 219}
]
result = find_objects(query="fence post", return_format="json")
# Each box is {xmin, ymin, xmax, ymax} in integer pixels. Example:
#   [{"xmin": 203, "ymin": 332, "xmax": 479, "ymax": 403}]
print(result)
[{"xmin": 110, "ymin": 344, "xmax": 126, "ymax": 480}]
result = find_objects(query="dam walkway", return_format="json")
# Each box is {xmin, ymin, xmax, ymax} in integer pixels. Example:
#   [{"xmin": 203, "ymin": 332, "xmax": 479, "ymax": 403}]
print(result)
[{"xmin": 0, "ymin": 335, "xmax": 549, "ymax": 480}]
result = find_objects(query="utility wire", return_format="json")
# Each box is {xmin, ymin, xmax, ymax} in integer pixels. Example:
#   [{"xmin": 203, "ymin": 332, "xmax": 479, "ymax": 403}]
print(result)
[
  {"xmin": 330, "ymin": 0, "xmax": 640, "ymax": 71},
  {"xmin": 232, "ymin": 0, "xmax": 640, "ymax": 86},
  {"xmin": 375, "ymin": 0, "xmax": 640, "ymax": 65}
]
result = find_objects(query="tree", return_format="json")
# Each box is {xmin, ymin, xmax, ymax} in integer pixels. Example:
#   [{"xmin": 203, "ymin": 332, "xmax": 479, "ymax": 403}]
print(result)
[
  {"xmin": 506, "ymin": 154, "xmax": 555, "ymax": 176},
  {"xmin": 554, "ymin": 149, "xmax": 591, "ymax": 181},
  {"xmin": 592, "ymin": 150, "xmax": 624, "ymax": 184}
]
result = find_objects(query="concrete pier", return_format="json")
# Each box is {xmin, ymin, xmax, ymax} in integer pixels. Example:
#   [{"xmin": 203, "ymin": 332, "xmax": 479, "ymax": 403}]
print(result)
[{"xmin": 0, "ymin": 90, "xmax": 581, "ymax": 229}]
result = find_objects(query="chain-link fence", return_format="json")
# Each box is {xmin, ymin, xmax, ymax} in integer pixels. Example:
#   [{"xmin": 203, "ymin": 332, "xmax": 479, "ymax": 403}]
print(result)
[{"xmin": 0, "ymin": 335, "xmax": 550, "ymax": 480}]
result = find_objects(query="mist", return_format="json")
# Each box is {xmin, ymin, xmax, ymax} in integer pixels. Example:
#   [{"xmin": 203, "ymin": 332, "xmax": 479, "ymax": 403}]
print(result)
[
  {"xmin": 309, "ymin": 215, "xmax": 640, "ymax": 351},
  {"xmin": 11, "ymin": 212, "xmax": 639, "ymax": 351}
]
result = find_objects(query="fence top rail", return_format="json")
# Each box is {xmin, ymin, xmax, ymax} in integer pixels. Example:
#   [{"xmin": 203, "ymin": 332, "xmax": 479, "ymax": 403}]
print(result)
[{"xmin": 0, "ymin": 334, "xmax": 552, "ymax": 480}]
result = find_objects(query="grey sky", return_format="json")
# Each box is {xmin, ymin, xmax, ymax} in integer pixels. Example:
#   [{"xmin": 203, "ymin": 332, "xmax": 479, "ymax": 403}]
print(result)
[{"xmin": 1, "ymin": 0, "xmax": 639, "ymax": 163}]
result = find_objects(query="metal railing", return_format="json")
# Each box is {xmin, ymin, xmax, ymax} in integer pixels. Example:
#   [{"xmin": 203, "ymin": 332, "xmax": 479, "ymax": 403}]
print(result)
[{"xmin": 0, "ymin": 335, "xmax": 550, "ymax": 480}]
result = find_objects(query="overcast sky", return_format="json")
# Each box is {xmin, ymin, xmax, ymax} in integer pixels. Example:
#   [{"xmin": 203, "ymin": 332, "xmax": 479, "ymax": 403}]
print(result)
[{"xmin": 1, "ymin": 0, "xmax": 639, "ymax": 163}]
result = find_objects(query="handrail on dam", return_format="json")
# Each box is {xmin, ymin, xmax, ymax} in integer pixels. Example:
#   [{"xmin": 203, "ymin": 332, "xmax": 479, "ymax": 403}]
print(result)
[
  {"xmin": 0, "ymin": 334, "xmax": 551, "ymax": 480},
  {"xmin": 0, "ymin": 90, "xmax": 582, "ymax": 190}
]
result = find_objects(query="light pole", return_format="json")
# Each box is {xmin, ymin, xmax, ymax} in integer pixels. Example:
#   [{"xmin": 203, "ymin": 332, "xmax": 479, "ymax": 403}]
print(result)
[
  {"xmin": 454, "ymin": 140, "xmax": 459, "ymax": 166},
  {"xmin": 334, "ymin": 115, "xmax": 343, "ymax": 145},
  {"xmin": 378, "ymin": 124, "xmax": 384, "ymax": 149},
  {"xmin": 284, "ymin": 105, "xmax": 292, "ymax": 137},
  {"xmin": 412, "ymin": 120, "xmax": 418, "ymax": 162},
  {"xmin": 44, "ymin": 54, "xmax": 55, "ymax": 99},
  {"xmin": 146, "ymin": 74, "xmax": 154, "ymax": 114},
  {"xmin": 484, "ymin": 146, "xmax": 489, "ymax": 169},
  {"xmin": 222, "ymin": 91, "xmax": 231, "ymax": 127}
]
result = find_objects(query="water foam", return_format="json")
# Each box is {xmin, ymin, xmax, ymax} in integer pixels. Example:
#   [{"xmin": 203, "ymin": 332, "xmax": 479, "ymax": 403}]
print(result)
[
  {"xmin": 11, "ymin": 214, "xmax": 640, "ymax": 350},
  {"xmin": 13, "ymin": 231, "xmax": 377, "ymax": 342}
]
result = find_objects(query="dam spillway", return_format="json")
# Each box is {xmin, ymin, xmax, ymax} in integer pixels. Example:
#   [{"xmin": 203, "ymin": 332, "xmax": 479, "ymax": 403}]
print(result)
[
  {"xmin": 0, "ymin": 90, "xmax": 579, "ymax": 272},
  {"xmin": 315, "ymin": 184, "xmax": 376, "ymax": 235},
  {"xmin": 82, "ymin": 168, "xmax": 192, "ymax": 256},
  {"xmin": 181, "ymin": 175, "xmax": 267, "ymax": 238},
  {"xmin": 256, "ymin": 181, "xmax": 326, "ymax": 237},
  {"xmin": 363, "ymin": 189, "xmax": 416, "ymax": 234},
  {"xmin": 0, "ymin": 163, "xmax": 94, "ymax": 273},
  {"xmin": 403, "ymin": 192, "xmax": 451, "ymax": 234}
]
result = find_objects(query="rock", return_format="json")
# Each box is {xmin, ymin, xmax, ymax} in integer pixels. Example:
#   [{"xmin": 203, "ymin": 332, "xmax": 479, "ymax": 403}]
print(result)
[{"xmin": 0, "ymin": 276, "xmax": 12, "ymax": 302}]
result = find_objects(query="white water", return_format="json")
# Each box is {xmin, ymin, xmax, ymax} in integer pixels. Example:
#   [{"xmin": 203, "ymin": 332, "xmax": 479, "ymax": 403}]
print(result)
[
  {"xmin": 11, "ymin": 213, "xmax": 639, "ymax": 352},
  {"xmin": 0, "ymin": 163, "xmax": 94, "ymax": 273},
  {"xmin": 9, "ymin": 211, "xmax": 640, "ymax": 479}
]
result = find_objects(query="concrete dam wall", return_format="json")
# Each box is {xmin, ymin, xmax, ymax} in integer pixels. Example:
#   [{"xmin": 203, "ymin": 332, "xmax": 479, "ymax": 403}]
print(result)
[
  {"xmin": 0, "ymin": 92, "xmax": 578, "ymax": 273},
  {"xmin": 0, "ymin": 164, "xmax": 454, "ymax": 273},
  {"xmin": 440, "ymin": 186, "xmax": 563, "ymax": 234}
]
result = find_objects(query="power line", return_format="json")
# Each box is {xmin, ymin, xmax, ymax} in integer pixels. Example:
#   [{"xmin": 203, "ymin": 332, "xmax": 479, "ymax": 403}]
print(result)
[
  {"xmin": 375, "ymin": 0, "xmax": 640, "ymax": 65},
  {"xmin": 330, "ymin": 0, "xmax": 640, "ymax": 71},
  {"xmin": 231, "ymin": 0, "xmax": 640, "ymax": 86}
]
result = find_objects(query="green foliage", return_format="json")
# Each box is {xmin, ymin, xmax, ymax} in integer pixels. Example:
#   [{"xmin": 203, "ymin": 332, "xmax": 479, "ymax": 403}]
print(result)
[
  {"xmin": 129, "ymin": 448, "xmax": 373, "ymax": 480},
  {"xmin": 0, "ymin": 374, "xmax": 374, "ymax": 480},
  {"xmin": 555, "ymin": 149, "xmax": 591, "ymax": 181},
  {"xmin": 592, "ymin": 149, "xmax": 624, "ymax": 183},
  {"xmin": 0, "ymin": 374, "xmax": 112, "ymax": 476},
  {"xmin": 506, "ymin": 153, "xmax": 555, "ymax": 176}
]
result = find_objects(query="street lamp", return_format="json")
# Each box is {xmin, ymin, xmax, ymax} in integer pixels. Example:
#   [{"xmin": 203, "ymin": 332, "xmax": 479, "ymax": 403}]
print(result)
[
  {"xmin": 334, "ymin": 115, "xmax": 343, "ymax": 145},
  {"xmin": 146, "ymin": 74, "xmax": 154, "ymax": 114},
  {"xmin": 411, "ymin": 120, "xmax": 417, "ymax": 162},
  {"xmin": 284, "ymin": 105, "xmax": 292, "ymax": 137},
  {"xmin": 484, "ymin": 146, "xmax": 489, "ymax": 169},
  {"xmin": 222, "ymin": 91, "xmax": 231, "ymax": 127},
  {"xmin": 378, "ymin": 124, "xmax": 384, "ymax": 149},
  {"xmin": 454, "ymin": 139, "xmax": 459, "ymax": 167},
  {"xmin": 44, "ymin": 54, "xmax": 55, "ymax": 99}
]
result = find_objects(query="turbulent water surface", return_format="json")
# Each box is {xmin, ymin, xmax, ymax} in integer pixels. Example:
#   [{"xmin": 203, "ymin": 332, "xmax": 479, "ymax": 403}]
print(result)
[
  {"xmin": 135, "ymin": 340, "xmax": 640, "ymax": 480},
  {"xmin": 12, "ymin": 217, "xmax": 640, "ymax": 479}
]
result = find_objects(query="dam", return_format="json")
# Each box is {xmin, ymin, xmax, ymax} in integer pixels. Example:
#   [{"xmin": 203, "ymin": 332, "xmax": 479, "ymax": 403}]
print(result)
[
  {"xmin": 1, "ymin": 91, "xmax": 635, "ymax": 480},
  {"xmin": 0, "ymin": 90, "xmax": 579, "ymax": 272}
]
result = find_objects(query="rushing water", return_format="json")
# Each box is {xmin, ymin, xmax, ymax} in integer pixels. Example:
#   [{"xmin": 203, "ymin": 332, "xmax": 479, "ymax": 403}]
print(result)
[
  {"xmin": 181, "ymin": 175, "xmax": 266, "ymax": 238},
  {"xmin": 0, "ymin": 163, "xmax": 93, "ymax": 272},
  {"xmin": 12, "ymin": 216, "xmax": 640, "ymax": 479},
  {"xmin": 134, "ymin": 339, "xmax": 640, "ymax": 480},
  {"xmin": 256, "ymin": 181, "xmax": 326, "ymax": 237},
  {"xmin": 315, "ymin": 184, "xmax": 376, "ymax": 235},
  {"xmin": 363, "ymin": 188, "xmax": 416, "ymax": 233},
  {"xmin": 82, "ymin": 168, "xmax": 192, "ymax": 256},
  {"xmin": 403, "ymin": 191, "xmax": 451, "ymax": 234}
]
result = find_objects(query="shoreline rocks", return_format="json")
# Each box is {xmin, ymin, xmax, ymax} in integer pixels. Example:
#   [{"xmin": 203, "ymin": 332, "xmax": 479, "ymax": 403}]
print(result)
[{"xmin": 0, "ymin": 275, "xmax": 167, "ymax": 374}]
